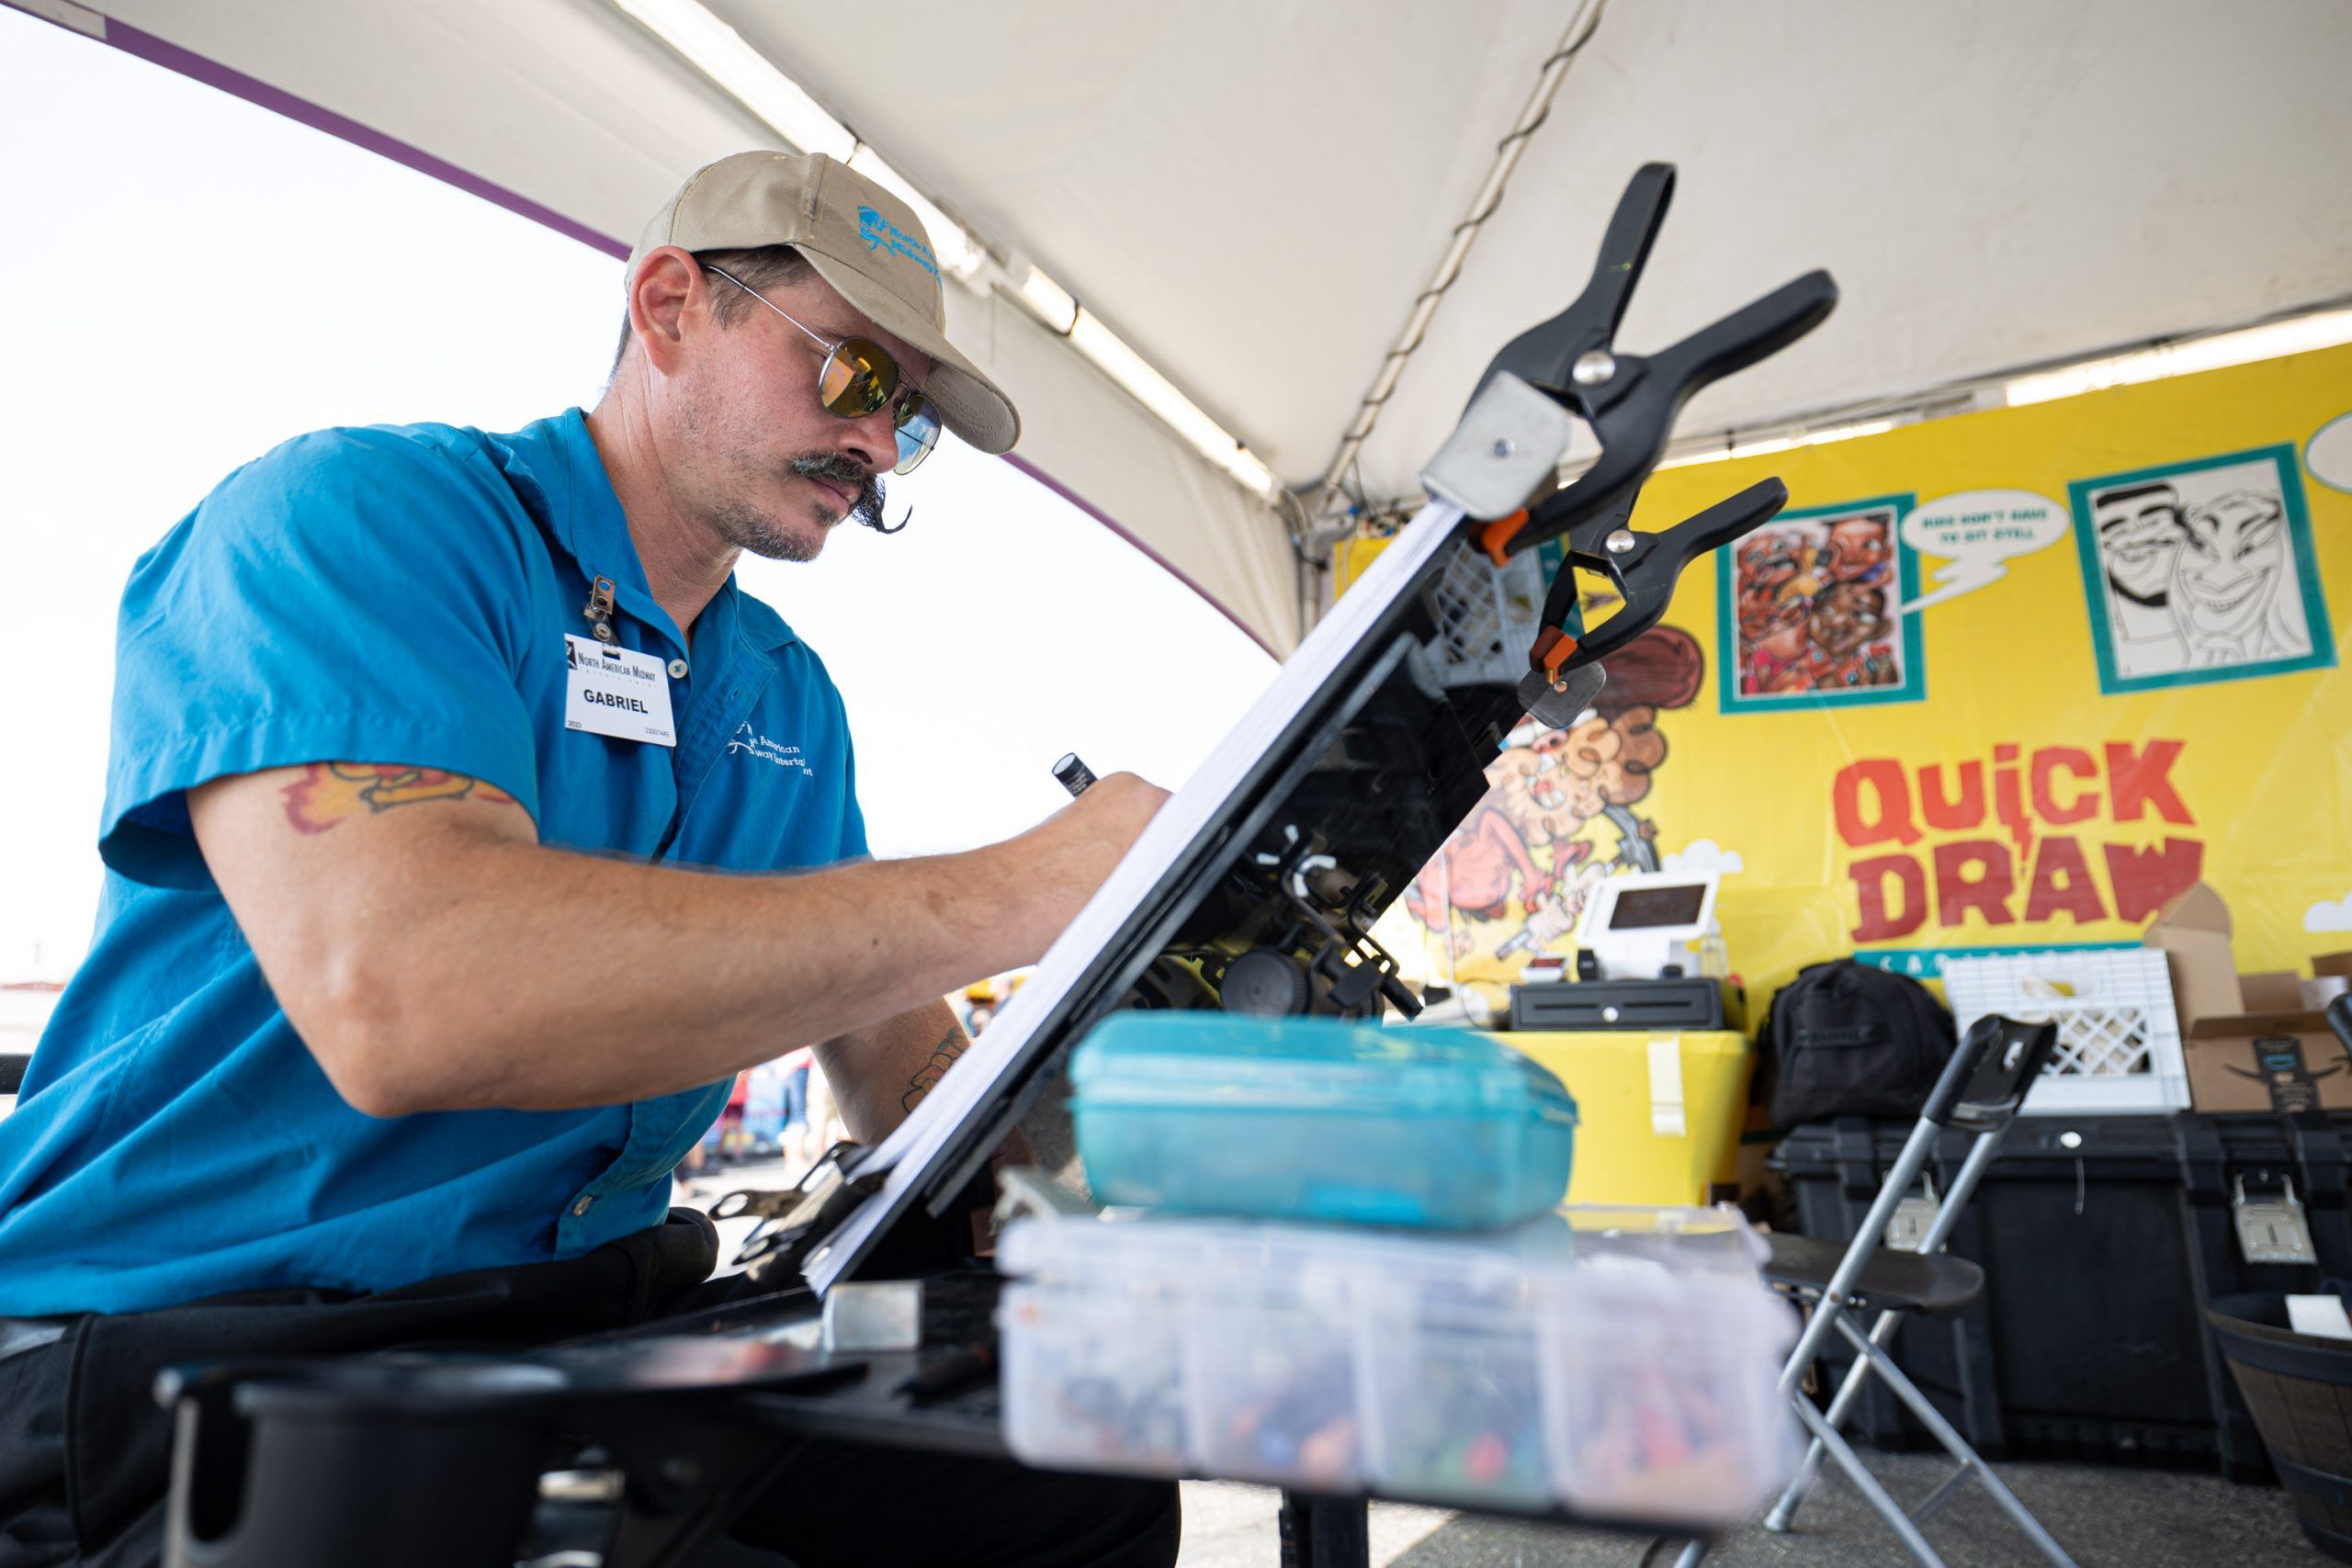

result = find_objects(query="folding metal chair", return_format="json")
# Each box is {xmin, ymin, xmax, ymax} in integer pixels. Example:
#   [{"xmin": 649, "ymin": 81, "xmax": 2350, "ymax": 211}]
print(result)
[{"xmin": 1675, "ymin": 1013, "xmax": 2073, "ymax": 1568}]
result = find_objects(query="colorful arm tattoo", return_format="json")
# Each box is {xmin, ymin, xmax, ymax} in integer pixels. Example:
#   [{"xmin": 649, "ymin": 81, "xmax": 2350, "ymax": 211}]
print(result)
[{"xmin": 279, "ymin": 762, "xmax": 519, "ymax": 835}]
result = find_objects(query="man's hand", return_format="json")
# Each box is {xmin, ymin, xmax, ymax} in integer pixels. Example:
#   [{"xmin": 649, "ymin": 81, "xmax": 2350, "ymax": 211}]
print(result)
[
  {"xmin": 188, "ymin": 761, "xmax": 1169, "ymax": 1120},
  {"xmin": 993, "ymin": 772, "xmax": 1171, "ymax": 953}
]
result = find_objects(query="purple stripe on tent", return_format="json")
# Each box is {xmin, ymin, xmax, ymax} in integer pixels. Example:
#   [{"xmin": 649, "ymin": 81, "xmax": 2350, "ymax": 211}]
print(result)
[
  {"xmin": 101, "ymin": 17, "xmax": 629, "ymax": 262},
  {"xmin": 1003, "ymin": 454, "xmax": 1282, "ymax": 658},
  {"xmin": 34, "ymin": 3, "xmax": 1282, "ymax": 651}
]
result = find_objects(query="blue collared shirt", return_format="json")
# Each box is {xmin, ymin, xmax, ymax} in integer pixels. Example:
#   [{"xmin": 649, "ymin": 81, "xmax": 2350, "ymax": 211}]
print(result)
[{"xmin": 0, "ymin": 409, "xmax": 866, "ymax": 1315}]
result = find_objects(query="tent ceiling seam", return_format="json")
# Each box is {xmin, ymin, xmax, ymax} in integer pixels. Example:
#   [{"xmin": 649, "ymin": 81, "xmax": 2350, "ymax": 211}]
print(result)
[{"xmin": 1312, "ymin": 0, "xmax": 1608, "ymax": 512}]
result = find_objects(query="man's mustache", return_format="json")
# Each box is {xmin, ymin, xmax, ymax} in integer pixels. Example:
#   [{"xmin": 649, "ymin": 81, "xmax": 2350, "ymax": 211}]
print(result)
[{"xmin": 789, "ymin": 453, "xmax": 888, "ymax": 532}]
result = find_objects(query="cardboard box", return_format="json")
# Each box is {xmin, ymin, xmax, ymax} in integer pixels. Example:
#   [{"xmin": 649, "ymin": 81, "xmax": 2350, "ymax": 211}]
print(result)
[
  {"xmin": 2143, "ymin": 883, "xmax": 2242, "ymax": 1025},
  {"xmin": 2181, "ymin": 1012, "xmax": 2352, "ymax": 1114},
  {"xmin": 2148, "ymin": 886, "xmax": 2352, "ymax": 1113},
  {"xmin": 2240, "ymin": 971, "xmax": 2307, "ymax": 1012}
]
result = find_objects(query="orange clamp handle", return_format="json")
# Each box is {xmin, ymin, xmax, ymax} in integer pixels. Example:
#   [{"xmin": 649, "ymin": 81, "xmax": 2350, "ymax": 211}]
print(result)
[
  {"xmin": 1478, "ymin": 509, "xmax": 1530, "ymax": 568},
  {"xmin": 1531, "ymin": 625, "xmax": 1581, "ymax": 677}
]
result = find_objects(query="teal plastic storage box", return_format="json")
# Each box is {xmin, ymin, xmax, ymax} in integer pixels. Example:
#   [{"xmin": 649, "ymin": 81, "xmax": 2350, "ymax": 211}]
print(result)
[{"xmin": 1069, "ymin": 1014, "xmax": 1577, "ymax": 1229}]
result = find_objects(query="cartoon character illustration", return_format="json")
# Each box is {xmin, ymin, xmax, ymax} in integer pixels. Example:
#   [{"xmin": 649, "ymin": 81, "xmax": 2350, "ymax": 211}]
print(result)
[
  {"xmin": 1799, "ymin": 581, "xmax": 1898, "ymax": 689},
  {"xmin": 1735, "ymin": 530, "xmax": 1815, "ymax": 692},
  {"xmin": 1734, "ymin": 511, "xmax": 1905, "ymax": 697},
  {"xmin": 1405, "ymin": 625, "xmax": 1703, "ymax": 964},
  {"xmin": 2167, "ymin": 489, "xmax": 2310, "ymax": 665},
  {"xmin": 1742, "ymin": 597, "xmax": 1815, "ymax": 693},
  {"xmin": 1405, "ymin": 792, "xmax": 1552, "ymax": 958},
  {"xmin": 1748, "ymin": 581, "xmax": 1895, "ymax": 694},
  {"xmin": 1823, "ymin": 514, "xmax": 1892, "ymax": 587},
  {"xmin": 1735, "ymin": 531, "xmax": 1809, "ymax": 644},
  {"xmin": 2092, "ymin": 480, "xmax": 2184, "ymax": 674},
  {"xmin": 2074, "ymin": 450, "xmax": 2331, "ymax": 691},
  {"xmin": 1487, "ymin": 732, "xmax": 1614, "ymax": 959}
]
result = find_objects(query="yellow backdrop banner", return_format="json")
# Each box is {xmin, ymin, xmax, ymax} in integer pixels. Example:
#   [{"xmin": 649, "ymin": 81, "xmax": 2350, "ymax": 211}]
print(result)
[{"xmin": 1374, "ymin": 344, "xmax": 2352, "ymax": 1006}]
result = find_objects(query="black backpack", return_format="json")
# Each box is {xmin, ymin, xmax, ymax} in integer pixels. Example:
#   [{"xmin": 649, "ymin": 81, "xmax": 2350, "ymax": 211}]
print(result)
[{"xmin": 1758, "ymin": 959, "xmax": 1956, "ymax": 1127}]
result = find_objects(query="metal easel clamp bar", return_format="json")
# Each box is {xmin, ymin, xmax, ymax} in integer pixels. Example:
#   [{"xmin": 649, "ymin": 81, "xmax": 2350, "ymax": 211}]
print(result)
[{"xmin": 1419, "ymin": 374, "xmax": 1580, "ymax": 521}]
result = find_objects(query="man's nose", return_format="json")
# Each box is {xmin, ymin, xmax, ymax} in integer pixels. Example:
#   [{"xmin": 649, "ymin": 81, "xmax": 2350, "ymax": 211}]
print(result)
[{"xmin": 836, "ymin": 406, "xmax": 898, "ymax": 476}]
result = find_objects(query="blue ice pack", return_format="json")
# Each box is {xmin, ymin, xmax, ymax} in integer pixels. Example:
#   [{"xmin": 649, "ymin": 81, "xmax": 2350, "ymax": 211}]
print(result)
[{"xmin": 1069, "ymin": 1014, "xmax": 1577, "ymax": 1229}]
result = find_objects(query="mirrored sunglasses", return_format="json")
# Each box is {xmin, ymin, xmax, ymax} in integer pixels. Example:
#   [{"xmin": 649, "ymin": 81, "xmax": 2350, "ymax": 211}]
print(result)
[{"xmin": 707, "ymin": 265, "xmax": 943, "ymax": 475}]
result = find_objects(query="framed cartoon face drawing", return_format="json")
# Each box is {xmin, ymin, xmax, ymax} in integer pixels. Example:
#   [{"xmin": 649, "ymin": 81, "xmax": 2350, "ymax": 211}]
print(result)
[{"xmin": 2069, "ymin": 446, "xmax": 2335, "ymax": 694}]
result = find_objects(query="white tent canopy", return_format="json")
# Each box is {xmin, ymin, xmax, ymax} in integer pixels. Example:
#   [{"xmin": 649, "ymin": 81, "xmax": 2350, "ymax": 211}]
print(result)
[{"xmin": 26, "ymin": 0, "xmax": 2352, "ymax": 650}]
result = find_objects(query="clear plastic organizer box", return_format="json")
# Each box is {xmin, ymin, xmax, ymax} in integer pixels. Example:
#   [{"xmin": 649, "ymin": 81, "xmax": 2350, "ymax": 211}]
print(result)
[
  {"xmin": 1069, "ymin": 1015, "xmax": 1577, "ymax": 1230},
  {"xmin": 998, "ymin": 1207, "xmax": 1800, "ymax": 1524}
]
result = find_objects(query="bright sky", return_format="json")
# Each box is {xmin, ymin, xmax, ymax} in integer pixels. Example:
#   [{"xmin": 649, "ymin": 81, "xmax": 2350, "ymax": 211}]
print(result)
[{"xmin": 0, "ymin": 8, "xmax": 1277, "ymax": 980}]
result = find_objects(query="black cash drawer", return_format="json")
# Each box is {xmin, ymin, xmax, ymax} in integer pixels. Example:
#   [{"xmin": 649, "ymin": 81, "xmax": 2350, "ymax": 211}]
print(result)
[{"xmin": 1509, "ymin": 978, "xmax": 1724, "ymax": 1032}]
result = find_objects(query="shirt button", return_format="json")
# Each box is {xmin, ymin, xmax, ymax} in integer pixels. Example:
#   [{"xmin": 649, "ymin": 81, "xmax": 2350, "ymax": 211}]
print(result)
[
  {"xmin": 572, "ymin": 1197, "xmax": 594, "ymax": 1217},
  {"xmin": 667, "ymin": 659, "xmax": 689, "ymax": 679}
]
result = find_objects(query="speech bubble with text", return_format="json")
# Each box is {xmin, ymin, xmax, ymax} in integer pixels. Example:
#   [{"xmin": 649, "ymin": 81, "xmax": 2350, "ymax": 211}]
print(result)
[{"xmin": 1896, "ymin": 490, "xmax": 2071, "ymax": 615}]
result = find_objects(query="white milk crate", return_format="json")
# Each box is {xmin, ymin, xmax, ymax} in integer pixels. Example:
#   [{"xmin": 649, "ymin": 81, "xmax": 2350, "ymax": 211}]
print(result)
[{"xmin": 1940, "ymin": 947, "xmax": 2188, "ymax": 1115}]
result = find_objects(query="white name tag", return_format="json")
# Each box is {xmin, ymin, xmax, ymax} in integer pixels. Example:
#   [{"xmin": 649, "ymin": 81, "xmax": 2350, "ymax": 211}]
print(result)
[{"xmin": 564, "ymin": 635, "xmax": 676, "ymax": 747}]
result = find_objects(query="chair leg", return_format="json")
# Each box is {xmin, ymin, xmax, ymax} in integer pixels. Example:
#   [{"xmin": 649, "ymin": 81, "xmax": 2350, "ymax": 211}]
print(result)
[
  {"xmin": 1831, "ymin": 1316, "xmax": 2079, "ymax": 1568},
  {"xmin": 1788, "ymin": 1392, "xmax": 1949, "ymax": 1566},
  {"xmin": 1764, "ymin": 1441, "xmax": 1824, "ymax": 1533},
  {"xmin": 1906, "ymin": 1456, "xmax": 1977, "ymax": 1527},
  {"xmin": 1765, "ymin": 1299, "xmax": 1910, "ymax": 1531},
  {"xmin": 1772, "ymin": 1121, "xmax": 2013, "ymax": 1532},
  {"xmin": 1773, "ymin": 1119, "xmax": 1946, "ymax": 1401}
]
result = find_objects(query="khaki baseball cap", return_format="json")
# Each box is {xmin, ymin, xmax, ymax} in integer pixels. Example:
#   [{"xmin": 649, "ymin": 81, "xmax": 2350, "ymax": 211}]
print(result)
[{"xmin": 628, "ymin": 151, "xmax": 1019, "ymax": 455}]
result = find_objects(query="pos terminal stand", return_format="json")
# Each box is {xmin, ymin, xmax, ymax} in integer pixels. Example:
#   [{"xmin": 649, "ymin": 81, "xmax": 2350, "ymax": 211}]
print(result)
[{"xmin": 158, "ymin": 164, "xmax": 1836, "ymax": 1568}]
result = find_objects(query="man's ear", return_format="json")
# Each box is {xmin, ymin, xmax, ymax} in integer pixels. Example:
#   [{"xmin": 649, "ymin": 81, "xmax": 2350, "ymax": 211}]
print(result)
[{"xmin": 627, "ymin": 246, "xmax": 707, "ymax": 376}]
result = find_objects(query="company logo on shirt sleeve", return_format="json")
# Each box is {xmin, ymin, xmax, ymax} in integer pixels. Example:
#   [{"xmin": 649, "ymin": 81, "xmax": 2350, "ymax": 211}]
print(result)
[{"xmin": 726, "ymin": 723, "xmax": 817, "ymax": 777}]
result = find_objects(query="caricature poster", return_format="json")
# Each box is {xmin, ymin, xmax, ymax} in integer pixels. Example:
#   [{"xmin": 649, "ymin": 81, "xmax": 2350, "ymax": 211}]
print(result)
[
  {"xmin": 2070, "ymin": 445, "xmax": 2331, "ymax": 692},
  {"xmin": 1369, "ymin": 343, "xmax": 2352, "ymax": 1005},
  {"xmin": 1722, "ymin": 498, "xmax": 1924, "ymax": 710}
]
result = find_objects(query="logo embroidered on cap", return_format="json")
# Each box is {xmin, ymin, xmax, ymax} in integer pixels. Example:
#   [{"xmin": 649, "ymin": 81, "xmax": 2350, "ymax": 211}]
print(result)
[
  {"xmin": 857, "ymin": 206, "xmax": 940, "ymax": 281},
  {"xmin": 727, "ymin": 723, "xmax": 817, "ymax": 776}
]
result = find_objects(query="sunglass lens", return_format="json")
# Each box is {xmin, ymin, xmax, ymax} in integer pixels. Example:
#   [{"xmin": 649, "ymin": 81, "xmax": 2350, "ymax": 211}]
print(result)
[
  {"xmin": 894, "ymin": 396, "xmax": 941, "ymax": 475},
  {"xmin": 820, "ymin": 341, "xmax": 896, "ymax": 418}
]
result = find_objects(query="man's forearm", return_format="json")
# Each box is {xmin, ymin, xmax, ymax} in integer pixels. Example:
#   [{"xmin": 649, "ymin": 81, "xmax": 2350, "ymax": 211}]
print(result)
[
  {"xmin": 816, "ymin": 997, "xmax": 968, "ymax": 1145},
  {"xmin": 236, "ymin": 826, "xmax": 1032, "ymax": 1115},
  {"xmin": 190, "ymin": 763, "xmax": 1164, "ymax": 1120},
  {"xmin": 413, "ymin": 846, "xmax": 1009, "ymax": 1111}
]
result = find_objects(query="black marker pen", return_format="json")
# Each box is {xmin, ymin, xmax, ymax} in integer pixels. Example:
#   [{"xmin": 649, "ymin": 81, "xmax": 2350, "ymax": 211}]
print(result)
[{"xmin": 1052, "ymin": 753, "xmax": 1096, "ymax": 798}]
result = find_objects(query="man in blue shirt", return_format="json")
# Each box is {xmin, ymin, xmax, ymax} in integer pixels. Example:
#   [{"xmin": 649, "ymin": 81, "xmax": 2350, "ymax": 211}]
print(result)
[{"xmin": 0, "ymin": 152, "xmax": 1174, "ymax": 1567}]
